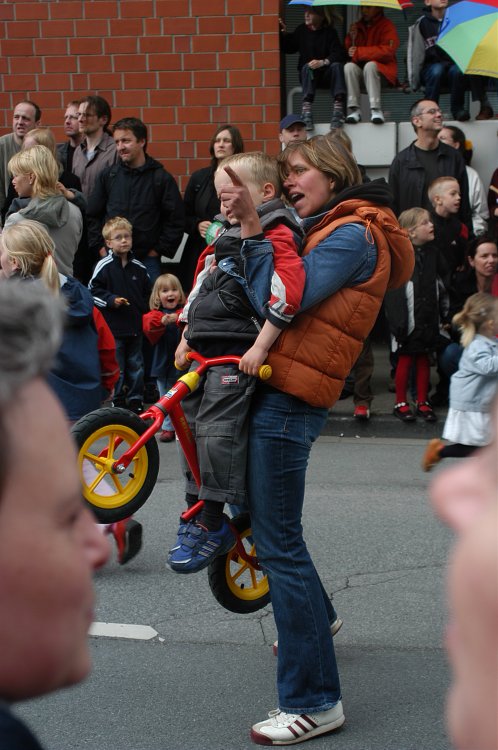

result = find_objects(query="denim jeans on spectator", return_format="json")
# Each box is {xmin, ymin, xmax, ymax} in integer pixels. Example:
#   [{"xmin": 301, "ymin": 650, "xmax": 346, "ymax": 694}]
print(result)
[
  {"xmin": 300, "ymin": 62, "xmax": 347, "ymax": 104},
  {"xmin": 115, "ymin": 336, "xmax": 144, "ymax": 404},
  {"xmin": 420, "ymin": 62, "xmax": 465, "ymax": 117},
  {"xmin": 439, "ymin": 342, "xmax": 463, "ymax": 379},
  {"xmin": 247, "ymin": 386, "xmax": 341, "ymax": 713}
]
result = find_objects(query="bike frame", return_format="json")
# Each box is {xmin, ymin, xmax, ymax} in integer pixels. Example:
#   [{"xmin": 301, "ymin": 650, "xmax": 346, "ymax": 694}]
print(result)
[{"xmin": 108, "ymin": 351, "xmax": 263, "ymax": 569}]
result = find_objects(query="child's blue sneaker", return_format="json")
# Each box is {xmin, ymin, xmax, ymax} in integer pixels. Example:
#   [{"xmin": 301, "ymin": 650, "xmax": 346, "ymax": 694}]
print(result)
[{"xmin": 167, "ymin": 517, "xmax": 235, "ymax": 574}]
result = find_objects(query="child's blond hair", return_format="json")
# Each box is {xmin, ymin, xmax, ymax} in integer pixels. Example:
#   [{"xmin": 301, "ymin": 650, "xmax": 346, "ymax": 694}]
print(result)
[
  {"xmin": 149, "ymin": 273, "xmax": 185, "ymax": 310},
  {"xmin": 8, "ymin": 145, "xmax": 59, "ymax": 199},
  {"xmin": 102, "ymin": 216, "xmax": 133, "ymax": 242},
  {"xmin": 398, "ymin": 207, "xmax": 431, "ymax": 231},
  {"xmin": 1, "ymin": 220, "xmax": 60, "ymax": 294},
  {"xmin": 453, "ymin": 292, "xmax": 498, "ymax": 348},
  {"xmin": 427, "ymin": 176, "xmax": 459, "ymax": 205},
  {"xmin": 216, "ymin": 151, "xmax": 281, "ymax": 195}
]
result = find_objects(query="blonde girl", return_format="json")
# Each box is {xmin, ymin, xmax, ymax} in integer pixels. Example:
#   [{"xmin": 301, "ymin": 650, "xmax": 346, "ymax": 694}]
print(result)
[
  {"xmin": 5, "ymin": 145, "xmax": 83, "ymax": 277},
  {"xmin": 423, "ymin": 292, "xmax": 498, "ymax": 470},
  {"xmin": 143, "ymin": 273, "xmax": 185, "ymax": 442},
  {"xmin": 0, "ymin": 219, "xmax": 59, "ymax": 293}
]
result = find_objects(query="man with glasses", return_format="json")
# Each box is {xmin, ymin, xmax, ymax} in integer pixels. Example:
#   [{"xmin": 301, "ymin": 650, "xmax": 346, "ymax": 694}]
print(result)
[
  {"xmin": 72, "ymin": 95, "xmax": 118, "ymax": 266},
  {"xmin": 57, "ymin": 100, "xmax": 84, "ymax": 173},
  {"xmin": 388, "ymin": 98, "xmax": 471, "ymax": 231}
]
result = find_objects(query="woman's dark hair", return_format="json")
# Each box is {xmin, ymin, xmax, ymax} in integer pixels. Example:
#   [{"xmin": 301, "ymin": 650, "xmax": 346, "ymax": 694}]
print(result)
[
  {"xmin": 468, "ymin": 233, "xmax": 497, "ymax": 259},
  {"xmin": 209, "ymin": 125, "xmax": 244, "ymax": 168},
  {"xmin": 442, "ymin": 125, "xmax": 473, "ymax": 166}
]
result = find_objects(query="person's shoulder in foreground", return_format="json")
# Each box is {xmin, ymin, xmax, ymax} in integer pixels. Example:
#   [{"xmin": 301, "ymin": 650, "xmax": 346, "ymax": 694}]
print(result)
[{"xmin": 0, "ymin": 282, "xmax": 109, "ymax": 750}]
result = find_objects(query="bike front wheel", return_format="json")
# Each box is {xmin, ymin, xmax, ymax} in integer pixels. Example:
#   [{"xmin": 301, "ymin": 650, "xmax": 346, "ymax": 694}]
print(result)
[
  {"xmin": 208, "ymin": 512, "xmax": 270, "ymax": 614},
  {"xmin": 72, "ymin": 407, "xmax": 160, "ymax": 523}
]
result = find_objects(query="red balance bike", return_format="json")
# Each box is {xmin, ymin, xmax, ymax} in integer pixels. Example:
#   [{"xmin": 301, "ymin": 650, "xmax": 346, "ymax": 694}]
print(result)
[{"xmin": 71, "ymin": 352, "xmax": 271, "ymax": 614}]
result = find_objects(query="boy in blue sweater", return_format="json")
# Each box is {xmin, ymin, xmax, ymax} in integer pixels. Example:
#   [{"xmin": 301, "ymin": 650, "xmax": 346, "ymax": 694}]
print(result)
[{"xmin": 89, "ymin": 216, "xmax": 151, "ymax": 413}]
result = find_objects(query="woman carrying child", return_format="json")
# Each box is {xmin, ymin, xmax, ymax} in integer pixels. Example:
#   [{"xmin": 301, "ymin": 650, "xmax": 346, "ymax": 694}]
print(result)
[
  {"xmin": 143, "ymin": 273, "xmax": 185, "ymax": 442},
  {"xmin": 385, "ymin": 207, "xmax": 448, "ymax": 423},
  {"xmin": 228, "ymin": 135, "xmax": 414, "ymax": 745},
  {"xmin": 423, "ymin": 292, "xmax": 498, "ymax": 471}
]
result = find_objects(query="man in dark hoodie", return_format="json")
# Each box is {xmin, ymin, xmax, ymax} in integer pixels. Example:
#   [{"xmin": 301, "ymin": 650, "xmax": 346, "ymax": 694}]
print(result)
[{"xmin": 87, "ymin": 117, "xmax": 184, "ymax": 284}]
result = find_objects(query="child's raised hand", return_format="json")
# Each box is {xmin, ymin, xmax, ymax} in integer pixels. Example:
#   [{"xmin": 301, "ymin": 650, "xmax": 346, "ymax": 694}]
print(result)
[
  {"xmin": 220, "ymin": 166, "xmax": 263, "ymax": 237},
  {"xmin": 239, "ymin": 343, "xmax": 268, "ymax": 377}
]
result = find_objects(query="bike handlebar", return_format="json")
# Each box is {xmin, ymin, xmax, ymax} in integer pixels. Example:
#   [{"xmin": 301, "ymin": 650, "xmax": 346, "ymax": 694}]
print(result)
[{"xmin": 174, "ymin": 352, "xmax": 272, "ymax": 381}]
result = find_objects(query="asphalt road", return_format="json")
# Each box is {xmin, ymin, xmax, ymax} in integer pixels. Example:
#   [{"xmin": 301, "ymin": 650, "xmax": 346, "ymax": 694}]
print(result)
[{"xmin": 17, "ymin": 436, "xmax": 454, "ymax": 750}]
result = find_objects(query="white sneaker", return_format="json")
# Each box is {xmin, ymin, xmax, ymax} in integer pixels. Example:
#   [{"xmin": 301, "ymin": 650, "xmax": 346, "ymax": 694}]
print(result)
[
  {"xmin": 272, "ymin": 617, "xmax": 343, "ymax": 657},
  {"xmin": 251, "ymin": 701, "xmax": 345, "ymax": 745},
  {"xmin": 370, "ymin": 108, "xmax": 385, "ymax": 124},
  {"xmin": 345, "ymin": 108, "xmax": 361, "ymax": 124}
]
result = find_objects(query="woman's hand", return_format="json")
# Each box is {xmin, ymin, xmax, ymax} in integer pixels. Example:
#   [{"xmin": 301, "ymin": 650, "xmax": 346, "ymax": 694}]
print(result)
[
  {"xmin": 198, "ymin": 220, "xmax": 211, "ymax": 238},
  {"xmin": 219, "ymin": 166, "xmax": 263, "ymax": 238}
]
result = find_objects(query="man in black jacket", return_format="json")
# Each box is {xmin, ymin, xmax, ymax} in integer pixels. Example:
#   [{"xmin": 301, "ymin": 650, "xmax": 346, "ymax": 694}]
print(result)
[
  {"xmin": 88, "ymin": 117, "xmax": 185, "ymax": 284},
  {"xmin": 389, "ymin": 99, "xmax": 472, "ymax": 233}
]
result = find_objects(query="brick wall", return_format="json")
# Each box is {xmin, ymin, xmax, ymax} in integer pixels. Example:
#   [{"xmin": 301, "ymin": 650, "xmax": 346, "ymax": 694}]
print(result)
[{"xmin": 0, "ymin": 0, "xmax": 282, "ymax": 189}]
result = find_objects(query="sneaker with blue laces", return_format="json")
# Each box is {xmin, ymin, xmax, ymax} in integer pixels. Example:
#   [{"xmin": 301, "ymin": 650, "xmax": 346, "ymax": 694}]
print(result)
[{"xmin": 167, "ymin": 516, "xmax": 235, "ymax": 573}]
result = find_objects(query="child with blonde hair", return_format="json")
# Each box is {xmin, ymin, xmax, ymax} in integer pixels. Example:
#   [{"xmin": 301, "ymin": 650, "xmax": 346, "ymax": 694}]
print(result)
[
  {"xmin": 89, "ymin": 215, "xmax": 151, "ymax": 413},
  {"xmin": 143, "ymin": 273, "xmax": 185, "ymax": 442},
  {"xmin": 1, "ymin": 218, "xmax": 142, "ymax": 564},
  {"xmin": 0, "ymin": 218, "xmax": 59, "ymax": 292},
  {"xmin": 169, "ymin": 151, "xmax": 304, "ymax": 573},
  {"xmin": 423, "ymin": 292, "xmax": 498, "ymax": 470}
]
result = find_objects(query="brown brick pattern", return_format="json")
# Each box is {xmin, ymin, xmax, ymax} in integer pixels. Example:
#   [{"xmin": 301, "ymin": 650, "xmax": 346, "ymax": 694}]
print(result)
[{"xmin": 0, "ymin": 0, "xmax": 281, "ymax": 188}]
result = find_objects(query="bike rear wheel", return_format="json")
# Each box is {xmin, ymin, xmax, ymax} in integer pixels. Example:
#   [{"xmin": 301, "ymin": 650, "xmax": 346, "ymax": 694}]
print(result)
[
  {"xmin": 72, "ymin": 407, "xmax": 160, "ymax": 523},
  {"xmin": 208, "ymin": 512, "xmax": 270, "ymax": 614}
]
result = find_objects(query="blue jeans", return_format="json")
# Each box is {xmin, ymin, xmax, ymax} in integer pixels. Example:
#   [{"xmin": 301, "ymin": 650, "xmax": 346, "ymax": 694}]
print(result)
[
  {"xmin": 247, "ymin": 387, "xmax": 341, "ymax": 713},
  {"xmin": 300, "ymin": 62, "xmax": 346, "ymax": 104},
  {"xmin": 115, "ymin": 336, "xmax": 144, "ymax": 404},
  {"xmin": 420, "ymin": 62, "xmax": 465, "ymax": 117},
  {"xmin": 438, "ymin": 342, "xmax": 463, "ymax": 379}
]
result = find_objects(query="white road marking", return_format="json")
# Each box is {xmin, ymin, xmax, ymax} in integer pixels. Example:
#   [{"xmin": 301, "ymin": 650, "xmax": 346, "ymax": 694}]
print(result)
[{"xmin": 90, "ymin": 622, "xmax": 158, "ymax": 640}]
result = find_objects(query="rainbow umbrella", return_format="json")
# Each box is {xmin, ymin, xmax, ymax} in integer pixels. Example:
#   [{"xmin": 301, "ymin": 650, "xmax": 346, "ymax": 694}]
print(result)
[
  {"xmin": 289, "ymin": 0, "xmax": 413, "ymax": 10},
  {"xmin": 436, "ymin": 0, "xmax": 498, "ymax": 77}
]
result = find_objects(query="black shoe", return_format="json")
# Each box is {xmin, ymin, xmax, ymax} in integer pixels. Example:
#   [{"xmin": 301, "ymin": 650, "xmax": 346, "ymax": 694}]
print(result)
[{"xmin": 454, "ymin": 109, "xmax": 470, "ymax": 122}]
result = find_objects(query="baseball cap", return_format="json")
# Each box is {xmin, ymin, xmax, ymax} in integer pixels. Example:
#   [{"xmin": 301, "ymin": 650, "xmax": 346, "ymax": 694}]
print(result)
[{"xmin": 279, "ymin": 114, "xmax": 307, "ymax": 131}]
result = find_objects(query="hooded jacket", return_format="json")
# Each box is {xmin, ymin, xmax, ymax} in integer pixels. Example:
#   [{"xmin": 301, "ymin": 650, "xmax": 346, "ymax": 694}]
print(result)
[
  {"xmin": 407, "ymin": 8, "xmax": 454, "ymax": 91},
  {"xmin": 345, "ymin": 11, "xmax": 399, "ymax": 86},
  {"xmin": 5, "ymin": 195, "xmax": 83, "ymax": 277},
  {"xmin": 265, "ymin": 182, "xmax": 414, "ymax": 408}
]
